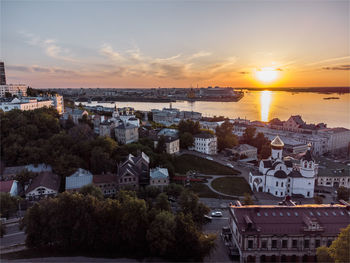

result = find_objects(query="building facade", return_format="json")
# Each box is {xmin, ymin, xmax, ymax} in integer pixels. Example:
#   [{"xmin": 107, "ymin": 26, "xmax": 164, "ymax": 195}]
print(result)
[
  {"xmin": 150, "ymin": 167, "xmax": 169, "ymax": 190},
  {"xmin": 0, "ymin": 84, "xmax": 27, "ymax": 97},
  {"xmin": 228, "ymin": 201, "xmax": 350, "ymax": 263},
  {"xmin": 249, "ymin": 137, "xmax": 317, "ymax": 198},
  {"xmin": 25, "ymin": 172, "xmax": 60, "ymax": 200},
  {"xmin": 115, "ymin": 123, "xmax": 139, "ymax": 144},
  {"xmin": 193, "ymin": 133, "xmax": 217, "ymax": 155}
]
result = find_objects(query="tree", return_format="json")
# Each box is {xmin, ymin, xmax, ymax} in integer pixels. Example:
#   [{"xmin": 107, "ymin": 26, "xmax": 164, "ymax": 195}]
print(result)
[
  {"xmin": 317, "ymin": 246, "xmax": 333, "ymax": 263},
  {"xmin": 155, "ymin": 135, "xmax": 167, "ymax": 154},
  {"xmin": 5, "ymin": 92, "xmax": 12, "ymax": 98},
  {"xmin": 180, "ymin": 132, "xmax": 194, "ymax": 149},
  {"xmin": 314, "ymin": 195, "xmax": 323, "ymax": 204},
  {"xmin": 329, "ymin": 224, "xmax": 350, "ymax": 263},
  {"xmin": 79, "ymin": 184, "xmax": 104, "ymax": 200},
  {"xmin": 165, "ymin": 183, "xmax": 184, "ymax": 198},
  {"xmin": 242, "ymin": 126, "xmax": 256, "ymax": 144},
  {"xmin": 146, "ymin": 211, "xmax": 175, "ymax": 257},
  {"xmin": 260, "ymin": 144, "xmax": 271, "ymax": 159},
  {"xmin": 337, "ymin": 187, "xmax": 350, "ymax": 201},
  {"xmin": 215, "ymin": 121, "xmax": 238, "ymax": 151},
  {"xmin": 242, "ymin": 193, "xmax": 254, "ymax": 205},
  {"xmin": 0, "ymin": 193, "xmax": 19, "ymax": 219},
  {"xmin": 15, "ymin": 169, "xmax": 37, "ymax": 196},
  {"xmin": 155, "ymin": 193, "xmax": 171, "ymax": 212}
]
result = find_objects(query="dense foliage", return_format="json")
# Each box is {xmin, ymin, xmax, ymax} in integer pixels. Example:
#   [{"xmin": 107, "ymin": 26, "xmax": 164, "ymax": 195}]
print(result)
[
  {"xmin": 0, "ymin": 192, "xmax": 20, "ymax": 218},
  {"xmin": 215, "ymin": 120, "xmax": 238, "ymax": 151},
  {"xmin": 0, "ymin": 108, "xmax": 175, "ymax": 181},
  {"xmin": 317, "ymin": 224, "xmax": 350, "ymax": 263},
  {"xmin": 23, "ymin": 191, "xmax": 216, "ymax": 261},
  {"xmin": 242, "ymin": 126, "xmax": 271, "ymax": 158}
]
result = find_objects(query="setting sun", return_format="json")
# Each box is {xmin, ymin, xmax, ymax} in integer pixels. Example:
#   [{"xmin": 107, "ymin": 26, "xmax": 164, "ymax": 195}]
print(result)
[{"xmin": 255, "ymin": 67, "xmax": 279, "ymax": 83}]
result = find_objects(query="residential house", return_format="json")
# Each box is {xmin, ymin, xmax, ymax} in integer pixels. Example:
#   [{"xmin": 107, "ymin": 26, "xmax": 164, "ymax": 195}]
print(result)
[
  {"xmin": 25, "ymin": 172, "xmax": 60, "ymax": 200},
  {"xmin": 0, "ymin": 180, "xmax": 18, "ymax": 196},
  {"xmin": 0, "ymin": 163, "xmax": 52, "ymax": 181},
  {"xmin": 193, "ymin": 133, "xmax": 217, "ymax": 155},
  {"xmin": 153, "ymin": 135, "xmax": 180, "ymax": 155},
  {"xmin": 150, "ymin": 167, "xmax": 169, "ymax": 190},
  {"xmin": 115, "ymin": 122, "xmax": 139, "ymax": 144},
  {"xmin": 65, "ymin": 168, "xmax": 93, "ymax": 192},
  {"xmin": 117, "ymin": 152, "xmax": 150, "ymax": 190},
  {"xmin": 93, "ymin": 174, "xmax": 117, "ymax": 197}
]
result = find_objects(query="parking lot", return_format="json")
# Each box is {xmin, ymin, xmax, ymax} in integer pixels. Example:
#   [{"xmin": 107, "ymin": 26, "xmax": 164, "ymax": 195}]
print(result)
[{"xmin": 203, "ymin": 209, "xmax": 238, "ymax": 263}]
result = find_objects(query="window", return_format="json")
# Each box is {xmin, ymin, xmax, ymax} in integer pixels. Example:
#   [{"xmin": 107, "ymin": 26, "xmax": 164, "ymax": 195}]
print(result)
[
  {"xmin": 276, "ymin": 181, "xmax": 279, "ymax": 187},
  {"xmin": 282, "ymin": 240, "xmax": 288, "ymax": 248},
  {"xmin": 272, "ymin": 212, "xmax": 276, "ymax": 216},
  {"xmin": 275, "ymin": 191, "xmax": 278, "ymax": 195},
  {"xmin": 248, "ymin": 240, "xmax": 253, "ymax": 249},
  {"xmin": 261, "ymin": 240, "xmax": 267, "ymax": 249},
  {"xmin": 327, "ymin": 239, "xmax": 332, "ymax": 247},
  {"xmin": 304, "ymin": 240, "xmax": 309, "ymax": 249},
  {"xmin": 281, "ymin": 182, "xmax": 284, "ymax": 187},
  {"xmin": 307, "ymin": 192, "xmax": 310, "ymax": 197},
  {"xmin": 292, "ymin": 240, "xmax": 298, "ymax": 248},
  {"xmin": 272, "ymin": 240, "xmax": 277, "ymax": 249},
  {"xmin": 315, "ymin": 239, "xmax": 321, "ymax": 248}
]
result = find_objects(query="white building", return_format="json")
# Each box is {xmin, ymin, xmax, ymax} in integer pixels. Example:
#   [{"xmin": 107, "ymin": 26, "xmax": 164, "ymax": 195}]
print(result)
[
  {"xmin": 319, "ymin": 127, "xmax": 350, "ymax": 153},
  {"xmin": 0, "ymin": 96, "xmax": 64, "ymax": 114},
  {"xmin": 150, "ymin": 167, "xmax": 169, "ymax": 189},
  {"xmin": 249, "ymin": 136, "xmax": 317, "ymax": 198},
  {"xmin": 25, "ymin": 172, "xmax": 60, "ymax": 200},
  {"xmin": 0, "ymin": 84, "xmax": 27, "ymax": 97},
  {"xmin": 193, "ymin": 133, "xmax": 217, "ymax": 155}
]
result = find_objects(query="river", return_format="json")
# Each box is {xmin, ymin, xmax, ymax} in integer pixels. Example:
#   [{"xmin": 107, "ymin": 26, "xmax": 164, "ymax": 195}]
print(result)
[{"xmin": 78, "ymin": 91, "xmax": 350, "ymax": 129}]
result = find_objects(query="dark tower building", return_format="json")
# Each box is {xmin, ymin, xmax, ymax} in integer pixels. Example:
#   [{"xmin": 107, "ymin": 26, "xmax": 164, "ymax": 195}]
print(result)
[{"xmin": 0, "ymin": 62, "xmax": 6, "ymax": 85}]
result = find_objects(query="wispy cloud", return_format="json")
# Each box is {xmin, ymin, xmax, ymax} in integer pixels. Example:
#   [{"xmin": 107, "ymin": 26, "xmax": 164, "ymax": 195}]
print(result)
[
  {"xmin": 20, "ymin": 31, "xmax": 77, "ymax": 62},
  {"xmin": 306, "ymin": 56, "xmax": 350, "ymax": 66},
  {"xmin": 99, "ymin": 44, "xmax": 124, "ymax": 61},
  {"xmin": 7, "ymin": 64, "xmax": 78, "ymax": 76},
  {"xmin": 188, "ymin": 51, "xmax": 212, "ymax": 60},
  {"xmin": 323, "ymin": 64, "xmax": 350, "ymax": 71}
]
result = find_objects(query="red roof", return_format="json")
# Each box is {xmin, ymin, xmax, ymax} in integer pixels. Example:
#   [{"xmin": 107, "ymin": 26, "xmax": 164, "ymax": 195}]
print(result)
[
  {"xmin": 231, "ymin": 204, "xmax": 350, "ymax": 236},
  {"xmin": 0, "ymin": 180, "xmax": 15, "ymax": 193},
  {"xmin": 93, "ymin": 174, "xmax": 117, "ymax": 184},
  {"xmin": 25, "ymin": 172, "xmax": 60, "ymax": 194}
]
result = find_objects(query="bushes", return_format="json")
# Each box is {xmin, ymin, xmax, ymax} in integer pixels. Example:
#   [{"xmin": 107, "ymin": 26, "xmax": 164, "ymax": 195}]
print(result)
[{"xmin": 23, "ymin": 191, "xmax": 216, "ymax": 261}]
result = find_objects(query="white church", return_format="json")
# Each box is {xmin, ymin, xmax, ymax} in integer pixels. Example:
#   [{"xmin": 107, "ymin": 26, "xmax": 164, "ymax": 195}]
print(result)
[{"xmin": 249, "ymin": 136, "xmax": 317, "ymax": 198}]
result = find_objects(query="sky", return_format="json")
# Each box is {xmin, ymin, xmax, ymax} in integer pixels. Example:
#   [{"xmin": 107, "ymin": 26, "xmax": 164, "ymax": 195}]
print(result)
[{"xmin": 1, "ymin": 0, "xmax": 349, "ymax": 89}]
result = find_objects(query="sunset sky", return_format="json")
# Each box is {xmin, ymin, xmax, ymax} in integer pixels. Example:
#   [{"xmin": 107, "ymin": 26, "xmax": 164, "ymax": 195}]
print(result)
[{"xmin": 1, "ymin": 0, "xmax": 349, "ymax": 89}]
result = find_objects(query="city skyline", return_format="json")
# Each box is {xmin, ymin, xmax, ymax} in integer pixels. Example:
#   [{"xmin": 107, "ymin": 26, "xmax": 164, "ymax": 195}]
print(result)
[{"xmin": 1, "ymin": 0, "xmax": 349, "ymax": 88}]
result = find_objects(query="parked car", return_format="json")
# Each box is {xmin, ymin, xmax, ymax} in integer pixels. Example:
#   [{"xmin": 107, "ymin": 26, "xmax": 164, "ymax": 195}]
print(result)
[
  {"xmin": 226, "ymin": 163, "xmax": 234, "ymax": 168},
  {"xmin": 211, "ymin": 211, "xmax": 223, "ymax": 217},
  {"xmin": 206, "ymin": 156, "xmax": 214, "ymax": 161}
]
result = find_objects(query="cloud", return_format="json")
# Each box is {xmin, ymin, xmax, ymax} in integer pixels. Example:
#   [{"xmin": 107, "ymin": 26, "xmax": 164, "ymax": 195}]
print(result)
[
  {"xmin": 7, "ymin": 64, "xmax": 78, "ymax": 75},
  {"xmin": 188, "ymin": 51, "xmax": 212, "ymax": 60},
  {"xmin": 100, "ymin": 44, "xmax": 124, "ymax": 61},
  {"xmin": 306, "ymin": 56, "xmax": 350, "ymax": 66},
  {"xmin": 20, "ymin": 31, "xmax": 76, "ymax": 62},
  {"xmin": 323, "ymin": 65, "xmax": 350, "ymax": 71}
]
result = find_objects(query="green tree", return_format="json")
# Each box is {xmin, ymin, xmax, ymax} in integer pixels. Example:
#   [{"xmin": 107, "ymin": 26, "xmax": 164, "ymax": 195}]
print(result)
[
  {"xmin": 0, "ymin": 193, "xmax": 19, "ymax": 219},
  {"xmin": 155, "ymin": 193, "xmax": 171, "ymax": 212},
  {"xmin": 215, "ymin": 120, "xmax": 238, "ymax": 151},
  {"xmin": 242, "ymin": 193, "xmax": 254, "ymax": 205},
  {"xmin": 5, "ymin": 92, "xmax": 12, "ymax": 98},
  {"xmin": 178, "ymin": 190, "xmax": 210, "ymax": 225},
  {"xmin": 242, "ymin": 126, "xmax": 256, "ymax": 144},
  {"xmin": 146, "ymin": 211, "xmax": 175, "ymax": 257},
  {"xmin": 337, "ymin": 187, "xmax": 350, "ymax": 201},
  {"xmin": 260, "ymin": 144, "xmax": 272, "ymax": 159},
  {"xmin": 165, "ymin": 183, "xmax": 184, "ymax": 198},
  {"xmin": 79, "ymin": 184, "xmax": 104, "ymax": 200},
  {"xmin": 180, "ymin": 132, "xmax": 194, "ymax": 149},
  {"xmin": 155, "ymin": 136, "xmax": 167, "ymax": 154},
  {"xmin": 317, "ymin": 246, "xmax": 333, "ymax": 263},
  {"xmin": 329, "ymin": 224, "xmax": 350, "ymax": 263}
]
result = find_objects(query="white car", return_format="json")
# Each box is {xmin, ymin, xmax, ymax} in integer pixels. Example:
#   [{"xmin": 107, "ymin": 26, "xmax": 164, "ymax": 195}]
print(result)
[
  {"xmin": 206, "ymin": 156, "xmax": 214, "ymax": 161},
  {"xmin": 226, "ymin": 163, "xmax": 234, "ymax": 168},
  {"xmin": 211, "ymin": 211, "xmax": 223, "ymax": 217}
]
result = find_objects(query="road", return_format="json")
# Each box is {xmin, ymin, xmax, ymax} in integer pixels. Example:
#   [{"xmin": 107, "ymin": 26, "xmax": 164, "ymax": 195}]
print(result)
[
  {"xmin": 203, "ymin": 209, "xmax": 238, "ymax": 263},
  {"xmin": 0, "ymin": 219, "xmax": 26, "ymax": 253}
]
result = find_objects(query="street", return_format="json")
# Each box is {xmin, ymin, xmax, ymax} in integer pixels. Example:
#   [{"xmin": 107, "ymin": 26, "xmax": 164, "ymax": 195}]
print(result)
[
  {"xmin": 203, "ymin": 209, "xmax": 238, "ymax": 263},
  {"xmin": 0, "ymin": 219, "xmax": 26, "ymax": 254}
]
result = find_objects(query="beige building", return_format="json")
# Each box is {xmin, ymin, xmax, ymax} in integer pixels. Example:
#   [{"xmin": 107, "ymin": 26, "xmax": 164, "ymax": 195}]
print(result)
[
  {"xmin": 230, "ymin": 144, "xmax": 257, "ymax": 159},
  {"xmin": 0, "ymin": 84, "xmax": 27, "ymax": 97},
  {"xmin": 115, "ymin": 123, "xmax": 139, "ymax": 144},
  {"xmin": 153, "ymin": 136, "xmax": 180, "ymax": 155},
  {"xmin": 150, "ymin": 167, "xmax": 169, "ymax": 190},
  {"xmin": 0, "ymin": 97, "xmax": 53, "ymax": 112}
]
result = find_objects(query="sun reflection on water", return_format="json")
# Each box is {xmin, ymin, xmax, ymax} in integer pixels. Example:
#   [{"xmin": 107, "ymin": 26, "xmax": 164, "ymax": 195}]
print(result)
[{"xmin": 260, "ymin": 90, "xmax": 272, "ymax": 122}]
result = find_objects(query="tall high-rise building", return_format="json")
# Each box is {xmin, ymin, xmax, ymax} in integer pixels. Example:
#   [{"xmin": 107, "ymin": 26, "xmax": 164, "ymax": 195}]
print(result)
[{"xmin": 0, "ymin": 62, "xmax": 6, "ymax": 85}]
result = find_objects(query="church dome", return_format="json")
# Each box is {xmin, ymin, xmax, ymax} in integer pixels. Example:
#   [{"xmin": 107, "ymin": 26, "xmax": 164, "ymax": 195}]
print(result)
[{"xmin": 271, "ymin": 135, "xmax": 284, "ymax": 149}]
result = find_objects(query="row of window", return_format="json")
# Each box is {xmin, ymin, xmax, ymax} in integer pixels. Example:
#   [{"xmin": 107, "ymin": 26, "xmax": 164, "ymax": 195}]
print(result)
[{"xmin": 247, "ymin": 238, "xmax": 332, "ymax": 250}]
